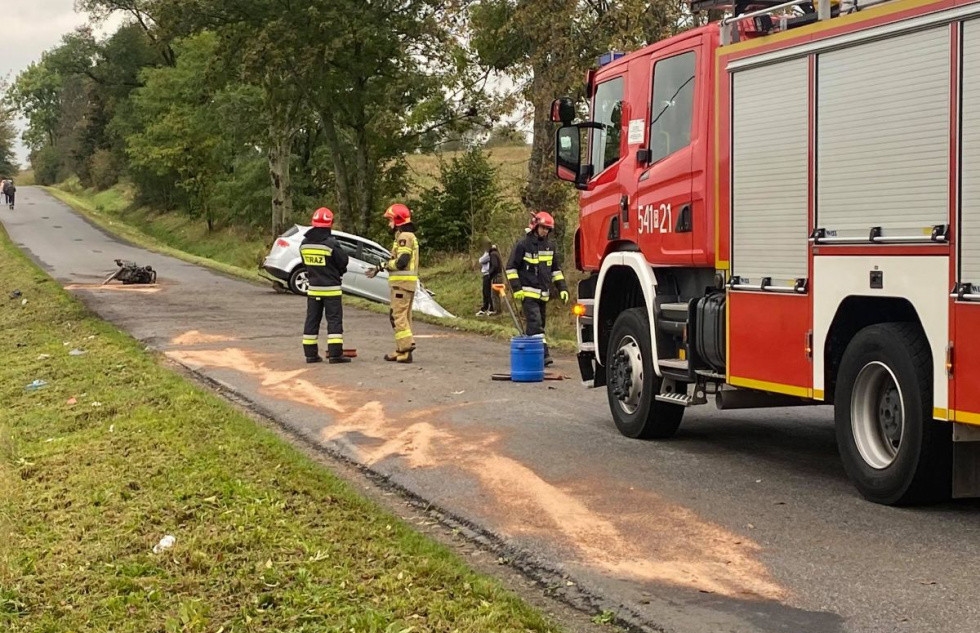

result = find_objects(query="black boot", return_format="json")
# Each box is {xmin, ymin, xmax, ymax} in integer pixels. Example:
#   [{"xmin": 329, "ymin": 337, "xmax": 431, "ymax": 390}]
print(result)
[
  {"xmin": 306, "ymin": 356, "xmax": 323, "ymax": 364},
  {"xmin": 328, "ymin": 356, "xmax": 351, "ymax": 364}
]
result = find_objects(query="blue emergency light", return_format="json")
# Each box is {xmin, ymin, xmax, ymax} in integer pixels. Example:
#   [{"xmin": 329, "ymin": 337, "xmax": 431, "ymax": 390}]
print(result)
[{"xmin": 597, "ymin": 51, "xmax": 626, "ymax": 67}]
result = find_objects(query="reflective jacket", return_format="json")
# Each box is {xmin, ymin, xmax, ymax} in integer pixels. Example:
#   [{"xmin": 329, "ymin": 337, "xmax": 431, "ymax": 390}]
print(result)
[
  {"xmin": 300, "ymin": 228, "xmax": 349, "ymax": 298},
  {"xmin": 506, "ymin": 232, "xmax": 567, "ymax": 301},
  {"xmin": 385, "ymin": 228, "xmax": 420, "ymax": 292}
]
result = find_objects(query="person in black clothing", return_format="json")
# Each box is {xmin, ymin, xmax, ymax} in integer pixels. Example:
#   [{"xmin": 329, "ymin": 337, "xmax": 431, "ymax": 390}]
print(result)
[
  {"xmin": 300, "ymin": 207, "xmax": 351, "ymax": 364},
  {"xmin": 477, "ymin": 237, "xmax": 502, "ymax": 316},
  {"xmin": 505, "ymin": 211, "xmax": 568, "ymax": 366}
]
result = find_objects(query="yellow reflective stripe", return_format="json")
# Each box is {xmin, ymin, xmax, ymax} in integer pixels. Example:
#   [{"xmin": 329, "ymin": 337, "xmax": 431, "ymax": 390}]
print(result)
[
  {"xmin": 395, "ymin": 330, "xmax": 413, "ymax": 339},
  {"xmin": 505, "ymin": 270, "xmax": 519, "ymax": 279},
  {"xmin": 326, "ymin": 336, "xmax": 343, "ymax": 344},
  {"xmin": 552, "ymin": 271, "xmax": 565, "ymax": 280},
  {"xmin": 300, "ymin": 246, "xmax": 332, "ymax": 253},
  {"xmin": 523, "ymin": 255, "xmax": 539, "ymax": 264},
  {"xmin": 389, "ymin": 274, "xmax": 418, "ymax": 282},
  {"xmin": 521, "ymin": 287, "xmax": 542, "ymax": 297},
  {"xmin": 302, "ymin": 336, "xmax": 318, "ymax": 343},
  {"xmin": 309, "ymin": 286, "xmax": 342, "ymax": 297}
]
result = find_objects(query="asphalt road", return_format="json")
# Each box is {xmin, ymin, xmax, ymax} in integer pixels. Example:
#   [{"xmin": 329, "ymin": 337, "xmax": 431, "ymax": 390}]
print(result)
[{"xmin": 5, "ymin": 187, "xmax": 980, "ymax": 633}]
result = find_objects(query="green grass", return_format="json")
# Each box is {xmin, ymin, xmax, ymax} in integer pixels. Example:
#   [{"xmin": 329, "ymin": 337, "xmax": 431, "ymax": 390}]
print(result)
[
  {"xmin": 0, "ymin": 225, "xmax": 564, "ymax": 632},
  {"xmin": 44, "ymin": 182, "xmax": 579, "ymax": 352}
]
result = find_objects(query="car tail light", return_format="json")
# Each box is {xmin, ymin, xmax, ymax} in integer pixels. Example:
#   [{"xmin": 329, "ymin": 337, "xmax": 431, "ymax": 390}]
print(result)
[{"xmin": 276, "ymin": 239, "xmax": 289, "ymax": 248}]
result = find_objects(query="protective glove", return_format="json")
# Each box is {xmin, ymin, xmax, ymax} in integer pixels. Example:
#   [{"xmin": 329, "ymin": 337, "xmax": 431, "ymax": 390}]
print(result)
[
  {"xmin": 512, "ymin": 290, "xmax": 525, "ymax": 302},
  {"xmin": 560, "ymin": 290, "xmax": 569, "ymax": 304}
]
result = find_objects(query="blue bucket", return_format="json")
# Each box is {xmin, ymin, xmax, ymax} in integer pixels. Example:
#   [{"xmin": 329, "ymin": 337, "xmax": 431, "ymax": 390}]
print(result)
[{"xmin": 510, "ymin": 336, "xmax": 545, "ymax": 382}]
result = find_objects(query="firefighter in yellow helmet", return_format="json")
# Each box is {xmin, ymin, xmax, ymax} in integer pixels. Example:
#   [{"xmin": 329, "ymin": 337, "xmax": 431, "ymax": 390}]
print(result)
[{"xmin": 367, "ymin": 203, "xmax": 420, "ymax": 363}]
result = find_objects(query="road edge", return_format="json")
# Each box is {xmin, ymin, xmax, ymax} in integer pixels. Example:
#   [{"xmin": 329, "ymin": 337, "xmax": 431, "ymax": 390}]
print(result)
[{"xmin": 161, "ymin": 351, "xmax": 665, "ymax": 633}]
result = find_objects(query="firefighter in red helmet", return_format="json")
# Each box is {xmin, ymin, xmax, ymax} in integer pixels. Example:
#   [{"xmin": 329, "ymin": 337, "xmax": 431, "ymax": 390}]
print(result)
[
  {"xmin": 506, "ymin": 211, "xmax": 568, "ymax": 366},
  {"xmin": 367, "ymin": 203, "xmax": 420, "ymax": 363},
  {"xmin": 300, "ymin": 207, "xmax": 351, "ymax": 364}
]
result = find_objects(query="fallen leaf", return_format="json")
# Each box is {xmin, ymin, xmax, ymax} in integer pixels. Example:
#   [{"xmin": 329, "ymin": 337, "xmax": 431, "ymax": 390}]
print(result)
[{"xmin": 66, "ymin": 397, "xmax": 77, "ymax": 405}]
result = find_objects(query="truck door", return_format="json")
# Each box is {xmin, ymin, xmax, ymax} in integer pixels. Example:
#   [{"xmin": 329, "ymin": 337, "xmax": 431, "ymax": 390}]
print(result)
[
  {"xmin": 635, "ymin": 41, "xmax": 700, "ymax": 266},
  {"xmin": 577, "ymin": 73, "xmax": 629, "ymax": 266}
]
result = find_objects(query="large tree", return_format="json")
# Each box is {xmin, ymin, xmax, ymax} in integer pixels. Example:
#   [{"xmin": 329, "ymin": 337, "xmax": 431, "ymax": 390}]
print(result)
[{"xmin": 471, "ymin": 0, "xmax": 685, "ymax": 230}]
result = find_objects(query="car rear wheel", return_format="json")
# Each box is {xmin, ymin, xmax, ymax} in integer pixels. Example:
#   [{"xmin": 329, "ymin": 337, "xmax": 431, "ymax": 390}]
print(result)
[{"xmin": 288, "ymin": 266, "xmax": 309, "ymax": 296}]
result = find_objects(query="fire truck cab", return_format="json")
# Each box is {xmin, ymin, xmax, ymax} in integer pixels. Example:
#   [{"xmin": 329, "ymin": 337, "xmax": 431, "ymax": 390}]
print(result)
[{"xmin": 554, "ymin": 0, "xmax": 980, "ymax": 505}]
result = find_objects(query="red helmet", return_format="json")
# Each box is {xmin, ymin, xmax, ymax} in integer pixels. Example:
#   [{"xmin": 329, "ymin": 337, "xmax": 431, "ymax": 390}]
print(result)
[
  {"xmin": 311, "ymin": 207, "xmax": 334, "ymax": 228},
  {"xmin": 384, "ymin": 203, "xmax": 412, "ymax": 228},
  {"xmin": 532, "ymin": 211, "xmax": 555, "ymax": 230}
]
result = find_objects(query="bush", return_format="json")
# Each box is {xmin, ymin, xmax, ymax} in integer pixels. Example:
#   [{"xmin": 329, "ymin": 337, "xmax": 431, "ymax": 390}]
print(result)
[
  {"xmin": 31, "ymin": 146, "xmax": 62, "ymax": 186},
  {"xmin": 88, "ymin": 149, "xmax": 122, "ymax": 190},
  {"xmin": 415, "ymin": 148, "xmax": 510, "ymax": 253}
]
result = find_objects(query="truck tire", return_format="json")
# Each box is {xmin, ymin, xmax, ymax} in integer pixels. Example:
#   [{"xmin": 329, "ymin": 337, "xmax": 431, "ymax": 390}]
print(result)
[
  {"xmin": 834, "ymin": 323, "xmax": 951, "ymax": 505},
  {"xmin": 606, "ymin": 307, "xmax": 684, "ymax": 439},
  {"xmin": 288, "ymin": 266, "xmax": 309, "ymax": 296}
]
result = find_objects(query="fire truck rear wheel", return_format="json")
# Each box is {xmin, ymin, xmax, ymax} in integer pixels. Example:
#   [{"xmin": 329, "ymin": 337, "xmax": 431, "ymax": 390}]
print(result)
[
  {"xmin": 834, "ymin": 323, "xmax": 951, "ymax": 505},
  {"xmin": 606, "ymin": 307, "xmax": 684, "ymax": 439}
]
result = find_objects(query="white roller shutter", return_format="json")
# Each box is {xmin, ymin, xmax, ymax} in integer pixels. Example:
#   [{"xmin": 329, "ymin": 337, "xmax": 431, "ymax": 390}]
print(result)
[
  {"xmin": 961, "ymin": 19, "xmax": 980, "ymax": 285},
  {"xmin": 732, "ymin": 57, "xmax": 809, "ymax": 285},
  {"xmin": 817, "ymin": 28, "xmax": 949, "ymax": 238}
]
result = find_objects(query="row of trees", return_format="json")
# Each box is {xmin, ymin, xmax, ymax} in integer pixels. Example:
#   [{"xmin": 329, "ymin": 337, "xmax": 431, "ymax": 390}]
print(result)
[{"xmin": 9, "ymin": 0, "xmax": 694, "ymax": 248}]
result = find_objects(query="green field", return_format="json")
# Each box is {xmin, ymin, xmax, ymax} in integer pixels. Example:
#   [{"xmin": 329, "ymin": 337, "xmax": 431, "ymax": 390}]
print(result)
[{"xmin": 0, "ymin": 224, "xmax": 564, "ymax": 632}]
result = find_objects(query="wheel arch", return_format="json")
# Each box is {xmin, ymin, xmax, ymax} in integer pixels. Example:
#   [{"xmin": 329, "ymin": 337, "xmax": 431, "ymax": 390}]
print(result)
[
  {"xmin": 823, "ymin": 296, "xmax": 930, "ymax": 402},
  {"xmin": 594, "ymin": 251, "xmax": 661, "ymax": 376}
]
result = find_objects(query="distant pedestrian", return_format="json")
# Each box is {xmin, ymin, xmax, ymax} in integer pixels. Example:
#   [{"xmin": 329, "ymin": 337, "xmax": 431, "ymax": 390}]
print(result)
[
  {"xmin": 1, "ymin": 178, "xmax": 14, "ymax": 210},
  {"xmin": 476, "ymin": 237, "xmax": 502, "ymax": 316}
]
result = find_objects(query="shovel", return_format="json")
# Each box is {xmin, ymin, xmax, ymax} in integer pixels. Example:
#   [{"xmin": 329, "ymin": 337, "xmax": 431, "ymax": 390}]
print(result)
[{"xmin": 492, "ymin": 283, "xmax": 525, "ymax": 336}]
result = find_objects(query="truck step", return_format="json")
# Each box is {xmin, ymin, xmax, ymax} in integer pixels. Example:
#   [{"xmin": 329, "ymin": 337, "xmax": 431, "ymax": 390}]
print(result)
[
  {"xmin": 655, "ymin": 391, "xmax": 694, "ymax": 406},
  {"xmin": 659, "ymin": 302, "xmax": 689, "ymax": 322},
  {"xmin": 659, "ymin": 358, "xmax": 689, "ymax": 371}
]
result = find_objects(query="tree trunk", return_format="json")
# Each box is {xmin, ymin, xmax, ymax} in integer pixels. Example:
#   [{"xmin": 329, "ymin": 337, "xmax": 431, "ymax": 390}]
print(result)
[
  {"xmin": 524, "ymin": 65, "xmax": 569, "ymax": 244},
  {"xmin": 320, "ymin": 109, "xmax": 356, "ymax": 231},
  {"xmin": 268, "ymin": 124, "xmax": 293, "ymax": 237},
  {"xmin": 353, "ymin": 124, "xmax": 373, "ymax": 237}
]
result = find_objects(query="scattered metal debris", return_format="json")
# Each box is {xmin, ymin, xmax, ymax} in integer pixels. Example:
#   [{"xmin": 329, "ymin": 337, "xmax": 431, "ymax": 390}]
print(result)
[{"xmin": 102, "ymin": 259, "xmax": 157, "ymax": 285}]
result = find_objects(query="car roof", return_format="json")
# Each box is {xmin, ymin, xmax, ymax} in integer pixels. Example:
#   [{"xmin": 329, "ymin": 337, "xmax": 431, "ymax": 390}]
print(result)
[{"xmin": 295, "ymin": 225, "xmax": 387, "ymax": 252}]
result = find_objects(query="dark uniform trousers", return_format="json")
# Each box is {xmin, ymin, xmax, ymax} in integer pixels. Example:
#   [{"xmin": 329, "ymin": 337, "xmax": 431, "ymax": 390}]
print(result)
[
  {"xmin": 522, "ymin": 297, "xmax": 549, "ymax": 358},
  {"xmin": 303, "ymin": 295, "xmax": 344, "ymax": 359}
]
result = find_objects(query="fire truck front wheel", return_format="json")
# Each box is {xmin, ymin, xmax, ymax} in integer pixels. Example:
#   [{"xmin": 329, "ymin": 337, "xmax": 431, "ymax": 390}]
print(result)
[
  {"xmin": 606, "ymin": 307, "xmax": 684, "ymax": 439},
  {"xmin": 834, "ymin": 323, "xmax": 951, "ymax": 505}
]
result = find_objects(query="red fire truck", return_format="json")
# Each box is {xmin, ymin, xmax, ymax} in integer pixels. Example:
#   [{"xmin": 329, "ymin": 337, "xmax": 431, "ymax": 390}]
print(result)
[{"xmin": 552, "ymin": 0, "xmax": 980, "ymax": 505}]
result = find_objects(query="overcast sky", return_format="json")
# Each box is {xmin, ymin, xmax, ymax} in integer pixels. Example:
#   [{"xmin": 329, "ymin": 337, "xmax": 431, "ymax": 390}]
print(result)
[{"xmin": 2, "ymin": 0, "xmax": 122, "ymax": 166}]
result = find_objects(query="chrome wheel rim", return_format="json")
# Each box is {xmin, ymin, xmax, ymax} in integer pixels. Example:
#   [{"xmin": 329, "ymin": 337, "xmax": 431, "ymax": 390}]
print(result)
[
  {"xmin": 851, "ymin": 361, "xmax": 905, "ymax": 470},
  {"xmin": 611, "ymin": 335, "xmax": 644, "ymax": 415},
  {"xmin": 295, "ymin": 271, "xmax": 310, "ymax": 294}
]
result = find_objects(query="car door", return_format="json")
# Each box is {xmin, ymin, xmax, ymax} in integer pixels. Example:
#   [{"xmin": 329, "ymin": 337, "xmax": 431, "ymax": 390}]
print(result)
[
  {"xmin": 334, "ymin": 235, "xmax": 366, "ymax": 295},
  {"xmin": 357, "ymin": 242, "xmax": 394, "ymax": 302}
]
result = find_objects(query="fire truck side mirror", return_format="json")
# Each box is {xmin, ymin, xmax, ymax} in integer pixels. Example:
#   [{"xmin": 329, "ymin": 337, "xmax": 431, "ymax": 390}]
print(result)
[
  {"xmin": 550, "ymin": 97, "xmax": 576, "ymax": 125},
  {"xmin": 555, "ymin": 125, "xmax": 590, "ymax": 188}
]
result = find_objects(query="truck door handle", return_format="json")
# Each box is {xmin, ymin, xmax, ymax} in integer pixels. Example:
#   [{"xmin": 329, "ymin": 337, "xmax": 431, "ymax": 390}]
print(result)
[
  {"xmin": 675, "ymin": 204, "xmax": 692, "ymax": 233},
  {"xmin": 620, "ymin": 195, "xmax": 629, "ymax": 227}
]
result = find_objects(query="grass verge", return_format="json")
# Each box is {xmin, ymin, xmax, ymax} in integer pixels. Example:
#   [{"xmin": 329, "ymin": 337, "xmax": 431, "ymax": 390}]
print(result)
[
  {"xmin": 0, "ymin": 225, "xmax": 563, "ymax": 631},
  {"xmin": 43, "ymin": 184, "xmax": 578, "ymax": 352}
]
